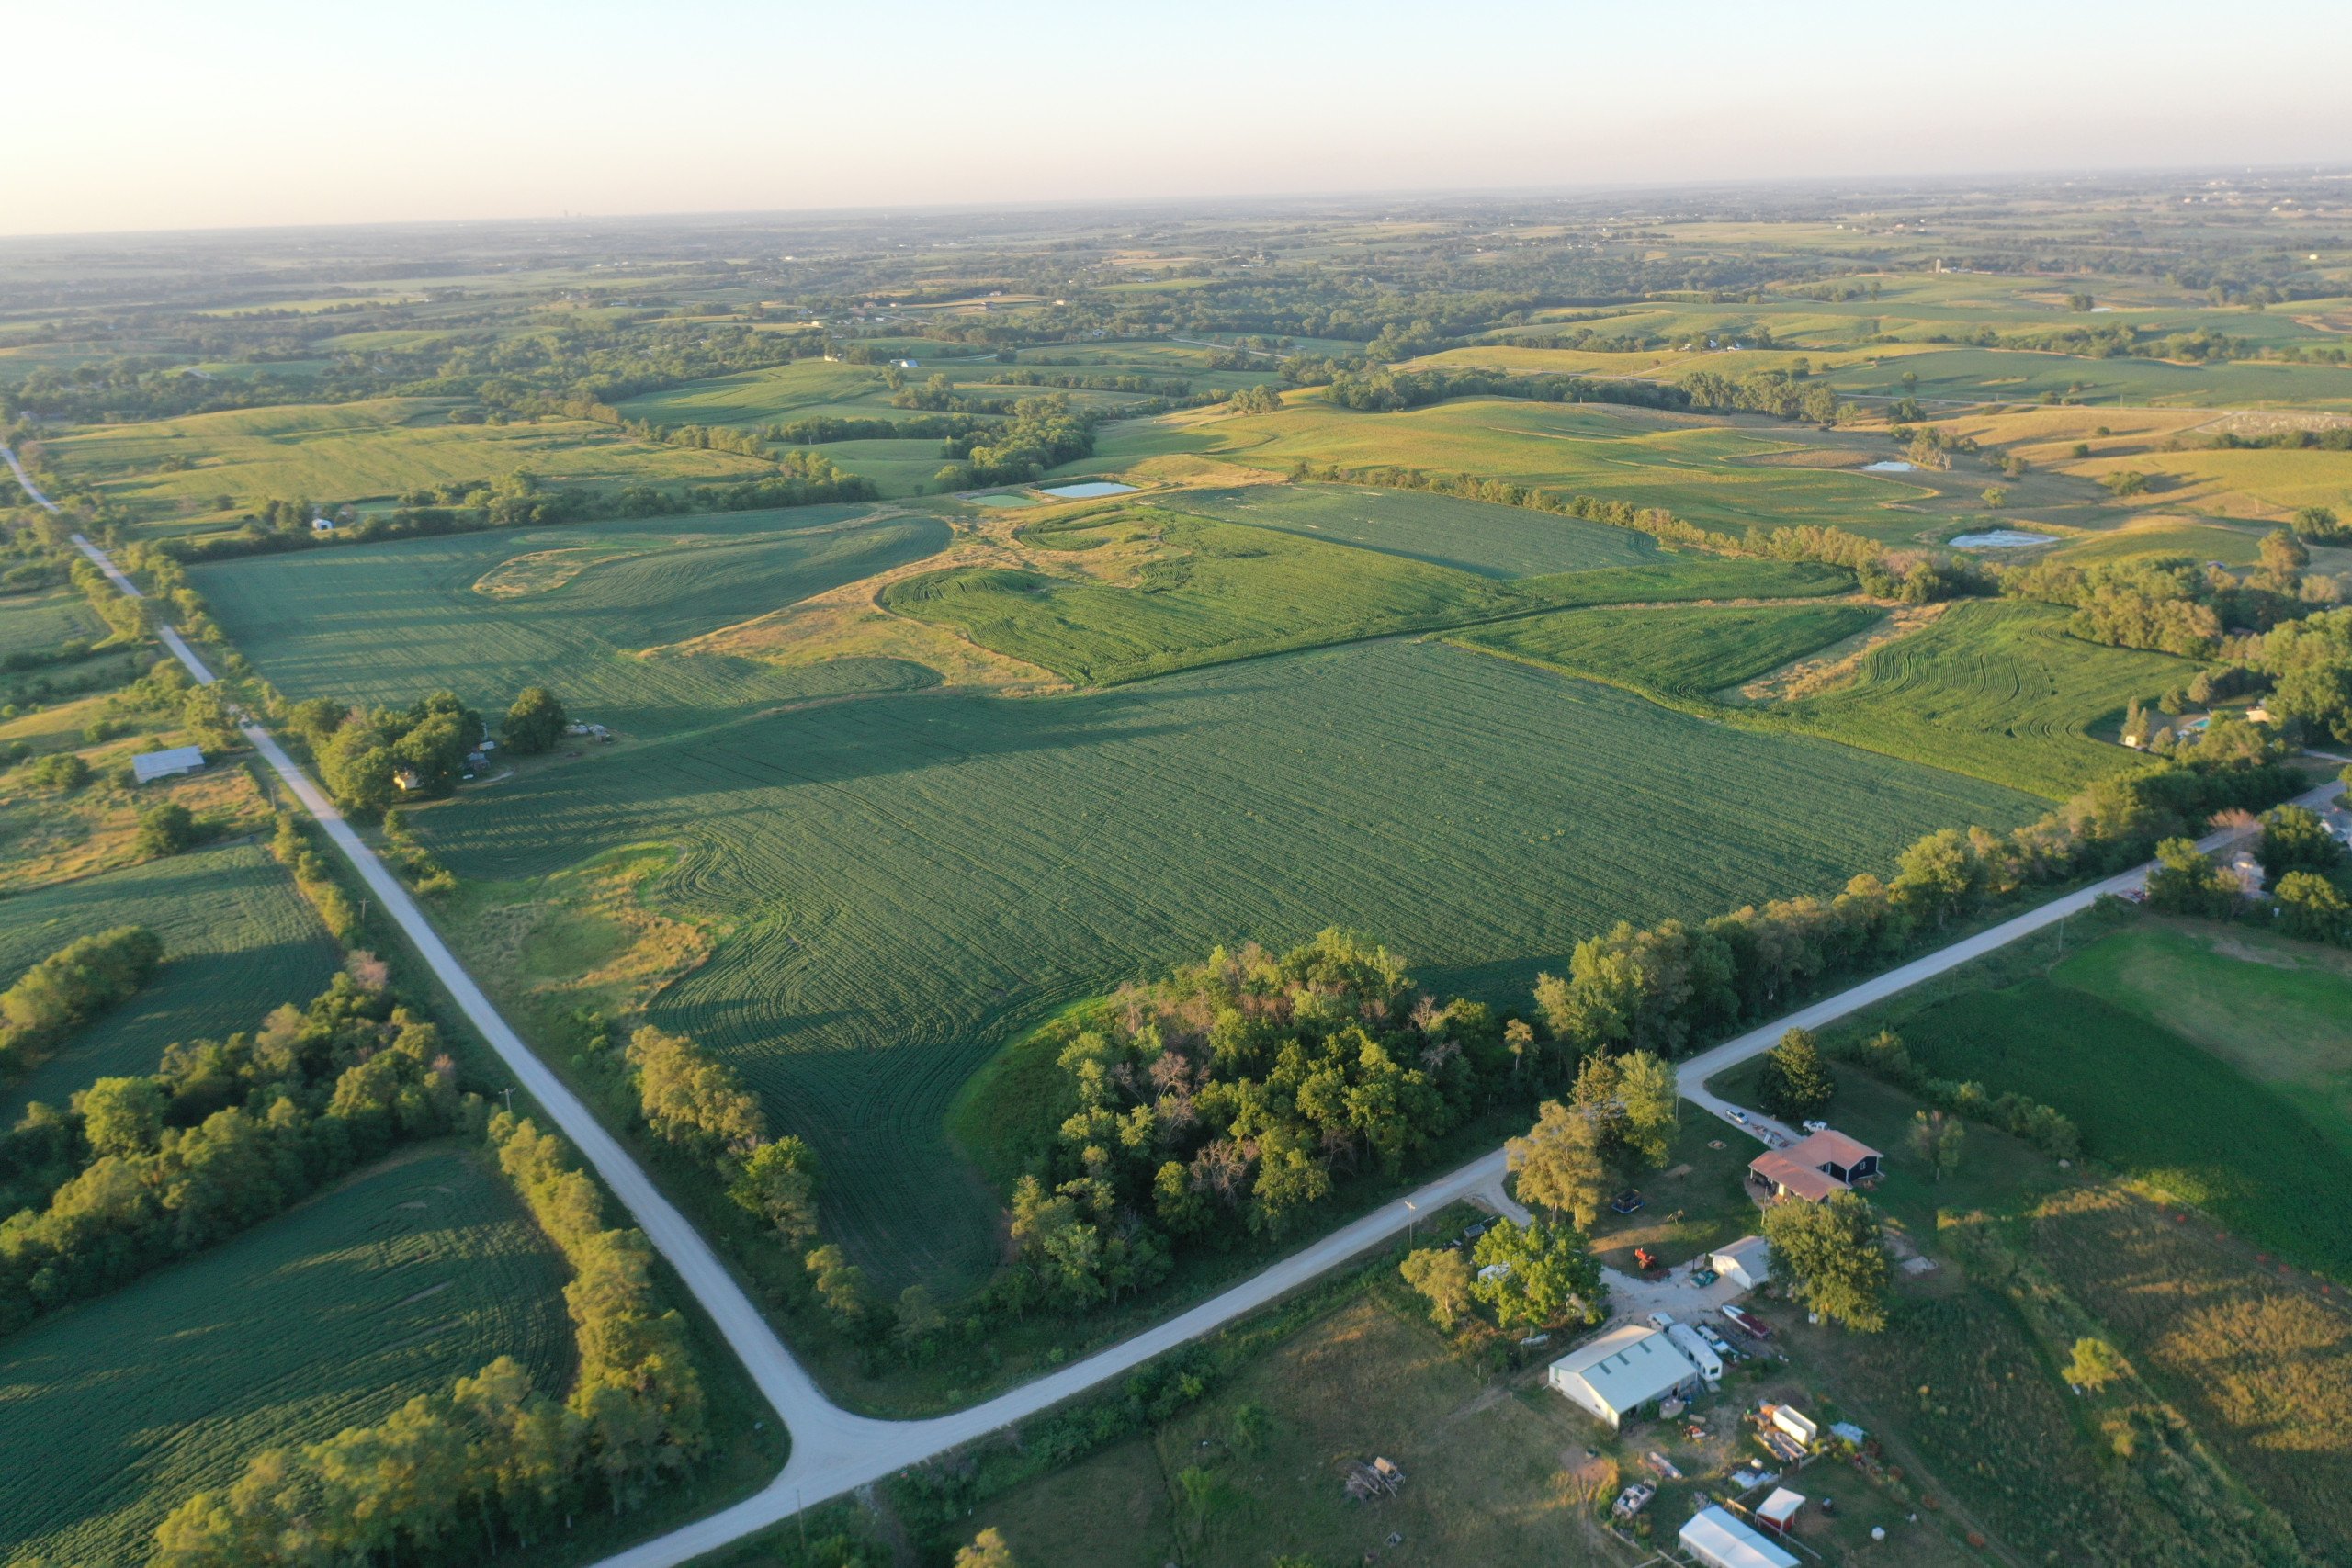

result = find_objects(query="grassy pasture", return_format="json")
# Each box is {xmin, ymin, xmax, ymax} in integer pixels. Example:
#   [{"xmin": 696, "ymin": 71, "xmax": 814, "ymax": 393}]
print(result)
[
  {"xmin": 1771, "ymin": 600, "xmax": 2199, "ymax": 797},
  {"xmin": 1819, "ymin": 347, "xmax": 2352, "ymax": 410},
  {"xmin": 614, "ymin": 360, "xmax": 897, "ymax": 428},
  {"xmin": 0, "ymin": 1144, "xmax": 573, "ymax": 1568},
  {"xmin": 389, "ymin": 638, "xmax": 2034, "ymax": 1291},
  {"xmin": 2029, "ymin": 1184, "xmax": 2352, "ymax": 1561},
  {"xmin": 2046, "ymin": 514, "xmax": 2266, "ymax": 567},
  {"xmin": 0, "ymin": 842, "xmax": 342, "ymax": 1121},
  {"xmin": 1162, "ymin": 482, "xmax": 1663, "ymax": 579},
  {"xmin": 0, "ymin": 586, "xmax": 102, "ymax": 661},
  {"xmin": 1453, "ymin": 601, "xmax": 1881, "ymax": 702},
  {"xmin": 1194, "ymin": 398, "xmax": 1926, "ymax": 536},
  {"xmin": 192, "ymin": 505, "xmax": 953, "ymax": 736},
  {"xmin": 1894, "ymin": 973, "xmax": 2352, "ymax": 1280},
  {"xmin": 47, "ymin": 398, "xmax": 775, "ymax": 512}
]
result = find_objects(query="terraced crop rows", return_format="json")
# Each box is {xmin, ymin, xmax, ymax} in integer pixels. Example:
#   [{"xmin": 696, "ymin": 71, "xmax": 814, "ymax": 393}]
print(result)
[
  {"xmin": 1146, "ymin": 483, "xmax": 1664, "ymax": 580},
  {"xmin": 0, "ymin": 842, "xmax": 342, "ymax": 1120},
  {"xmin": 0, "ymin": 1145, "xmax": 572, "ymax": 1567},
  {"xmin": 194, "ymin": 506, "xmax": 952, "ymax": 734},
  {"xmin": 1776, "ymin": 599, "xmax": 2199, "ymax": 797},
  {"xmin": 1453, "ymin": 601, "xmax": 1882, "ymax": 699},
  {"xmin": 0, "ymin": 587, "xmax": 103, "ymax": 661},
  {"xmin": 409, "ymin": 637, "xmax": 2037, "ymax": 1291}
]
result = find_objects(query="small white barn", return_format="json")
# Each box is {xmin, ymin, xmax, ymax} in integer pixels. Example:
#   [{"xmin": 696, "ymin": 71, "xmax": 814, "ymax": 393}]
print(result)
[
  {"xmin": 1681, "ymin": 1506, "xmax": 1799, "ymax": 1568},
  {"xmin": 131, "ymin": 745, "xmax": 205, "ymax": 784},
  {"xmin": 1546, "ymin": 1324, "xmax": 1703, "ymax": 1429},
  {"xmin": 1712, "ymin": 1235, "xmax": 1771, "ymax": 1292}
]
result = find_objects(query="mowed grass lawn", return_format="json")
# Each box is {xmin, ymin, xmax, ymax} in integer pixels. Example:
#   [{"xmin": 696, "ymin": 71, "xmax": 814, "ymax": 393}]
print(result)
[
  {"xmin": 0, "ymin": 1144, "xmax": 572, "ymax": 1567},
  {"xmin": 398, "ymin": 638, "xmax": 2036, "ymax": 1291},
  {"xmin": 971, "ymin": 1295, "xmax": 1615, "ymax": 1568},
  {"xmin": 1772, "ymin": 599, "xmax": 2200, "ymax": 797},
  {"xmin": 46, "ymin": 397, "xmax": 777, "ymax": 511},
  {"xmin": 0, "ymin": 842, "xmax": 343, "ymax": 1122},
  {"xmin": 1196, "ymin": 398, "xmax": 1926, "ymax": 536},
  {"xmin": 193, "ymin": 504, "xmax": 954, "ymax": 736},
  {"xmin": 1454, "ymin": 601, "xmax": 1881, "ymax": 701}
]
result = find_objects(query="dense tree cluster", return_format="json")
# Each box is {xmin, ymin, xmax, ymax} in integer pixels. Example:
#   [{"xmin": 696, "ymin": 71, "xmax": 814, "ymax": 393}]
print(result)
[
  {"xmin": 1760, "ymin": 1190, "xmax": 1889, "ymax": 1331},
  {"xmin": 2255, "ymin": 607, "xmax": 2352, "ymax": 741},
  {"xmin": 0, "ymin": 925, "xmax": 162, "ymax": 1091},
  {"xmin": 0, "ymin": 975, "xmax": 461, "ymax": 1334},
  {"xmin": 1010, "ymin": 931, "xmax": 1502, "ymax": 1310},
  {"xmin": 934, "ymin": 395, "xmax": 1097, "ymax": 488},
  {"xmin": 294, "ymin": 688, "xmax": 485, "ymax": 813},
  {"xmin": 149, "ymin": 1111, "xmax": 708, "ymax": 1564},
  {"xmin": 765, "ymin": 412, "xmax": 989, "ymax": 445},
  {"xmin": 1319, "ymin": 367, "xmax": 1686, "ymax": 415},
  {"xmin": 1756, "ymin": 1028, "xmax": 1838, "ymax": 1122},
  {"xmin": 2147, "ymin": 800, "xmax": 2352, "ymax": 946}
]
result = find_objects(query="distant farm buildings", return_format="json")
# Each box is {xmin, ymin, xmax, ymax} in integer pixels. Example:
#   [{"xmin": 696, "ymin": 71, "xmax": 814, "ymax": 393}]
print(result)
[
  {"xmin": 1748, "ymin": 1129, "xmax": 1882, "ymax": 1204},
  {"xmin": 131, "ymin": 745, "xmax": 206, "ymax": 784}
]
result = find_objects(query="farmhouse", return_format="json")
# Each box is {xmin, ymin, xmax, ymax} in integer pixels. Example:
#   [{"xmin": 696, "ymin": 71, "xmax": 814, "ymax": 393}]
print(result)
[
  {"xmin": 1711, "ymin": 1235, "xmax": 1771, "ymax": 1291},
  {"xmin": 1546, "ymin": 1324, "xmax": 1704, "ymax": 1428},
  {"xmin": 130, "ymin": 745, "xmax": 206, "ymax": 784},
  {"xmin": 1748, "ymin": 1128, "xmax": 1882, "ymax": 1203},
  {"xmin": 1680, "ymin": 1505, "xmax": 1800, "ymax": 1568}
]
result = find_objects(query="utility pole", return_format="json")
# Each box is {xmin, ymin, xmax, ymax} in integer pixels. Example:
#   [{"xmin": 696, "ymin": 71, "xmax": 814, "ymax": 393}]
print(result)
[{"xmin": 503, "ymin": 1086, "xmax": 515, "ymax": 1116}]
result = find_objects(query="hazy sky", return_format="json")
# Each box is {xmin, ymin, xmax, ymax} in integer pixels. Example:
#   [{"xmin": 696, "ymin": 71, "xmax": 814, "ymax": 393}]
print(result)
[{"xmin": 17, "ymin": 0, "xmax": 2352, "ymax": 236}]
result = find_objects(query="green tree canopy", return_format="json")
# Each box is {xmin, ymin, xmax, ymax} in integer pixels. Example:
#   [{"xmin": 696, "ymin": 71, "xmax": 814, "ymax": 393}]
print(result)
[{"xmin": 1759, "ymin": 1190, "xmax": 1888, "ymax": 1332}]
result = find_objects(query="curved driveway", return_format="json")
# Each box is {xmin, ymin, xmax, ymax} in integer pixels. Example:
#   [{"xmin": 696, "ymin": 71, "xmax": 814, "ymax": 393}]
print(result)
[{"xmin": 56, "ymin": 499, "xmax": 2339, "ymax": 1568}]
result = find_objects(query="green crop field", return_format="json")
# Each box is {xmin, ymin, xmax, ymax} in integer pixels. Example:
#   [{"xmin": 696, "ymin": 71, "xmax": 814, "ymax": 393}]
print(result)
[
  {"xmin": 0, "ymin": 587, "xmax": 104, "ymax": 661},
  {"xmin": 1895, "ymin": 973, "xmax": 2352, "ymax": 1280},
  {"xmin": 192, "ymin": 504, "xmax": 954, "ymax": 735},
  {"xmin": 881, "ymin": 507, "xmax": 1536, "ymax": 685},
  {"xmin": 615, "ymin": 359, "xmax": 895, "ymax": 429},
  {"xmin": 0, "ymin": 1144, "xmax": 573, "ymax": 1567},
  {"xmin": 1819, "ymin": 346, "xmax": 2352, "ymax": 410},
  {"xmin": 0, "ymin": 841, "xmax": 342, "ymax": 1121},
  {"xmin": 45, "ymin": 397, "xmax": 778, "ymax": 512},
  {"xmin": 1196, "ymin": 398, "xmax": 1927, "ymax": 536},
  {"xmin": 1159, "ymin": 482, "xmax": 1663, "ymax": 579},
  {"xmin": 376, "ymin": 637, "xmax": 2035, "ymax": 1291},
  {"xmin": 1453, "ymin": 601, "xmax": 1881, "ymax": 700},
  {"xmin": 1770, "ymin": 599, "xmax": 2199, "ymax": 797}
]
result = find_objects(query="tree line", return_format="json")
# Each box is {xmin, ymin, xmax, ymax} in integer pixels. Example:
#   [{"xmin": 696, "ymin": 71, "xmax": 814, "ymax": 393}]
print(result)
[
  {"xmin": 150, "ymin": 1111, "xmax": 708, "ymax": 1565},
  {"xmin": 0, "ymin": 925, "xmax": 162, "ymax": 1102},
  {"xmin": 0, "ymin": 974, "xmax": 463, "ymax": 1336},
  {"xmin": 2145, "ymin": 798, "xmax": 2352, "ymax": 943},
  {"xmin": 934, "ymin": 395, "xmax": 1099, "ymax": 490}
]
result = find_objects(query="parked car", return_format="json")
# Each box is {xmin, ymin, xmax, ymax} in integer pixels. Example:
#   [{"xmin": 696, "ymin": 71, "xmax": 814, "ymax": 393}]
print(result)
[
  {"xmin": 1689, "ymin": 1267, "xmax": 1719, "ymax": 1288},
  {"xmin": 1646, "ymin": 1310, "xmax": 1678, "ymax": 1331},
  {"xmin": 1802, "ymin": 1119, "xmax": 1828, "ymax": 1134},
  {"xmin": 1610, "ymin": 1189, "xmax": 1644, "ymax": 1214},
  {"xmin": 1727, "ymin": 1109, "xmax": 1748, "ymax": 1125}
]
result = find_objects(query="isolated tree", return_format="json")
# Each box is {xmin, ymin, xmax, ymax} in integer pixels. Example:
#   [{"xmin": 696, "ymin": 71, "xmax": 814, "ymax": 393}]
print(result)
[
  {"xmin": 1760, "ymin": 1190, "xmax": 1888, "ymax": 1332},
  {"xmin": 2064, "ymin": 1337, "xmax": 2127, "ymax": 1391},
  {"xmin": 1399, "ymin": 1246, "xmax": 1475, "ymax": 1330},
  {"xmin": 1470, "ymin": 1216, "xmax": 1606, "ymax": 1330},
  {"xmin": 25, "ymin": 752, "xmax": 90, "ymax": 792},
  {"xmin": 1507, "ymin": 1100, "xmax": 1607, "ymax": 1228},
  {"xmin": 134, "ymin": 800, "xmax": 198, "ymax": 858},
  {"xmin": 1908, "ymin": 1109, "xmax": 1965, "ymax": 1182},
  {"xmin": 954, "ymin": 1527, "xmax": 1018, "ymax": 1568},
  {"xmin": 501, "ymin": 685, "xmax": 568, "ymax": 754},
  {"xmin": 1981, "ymin": 485, "xmax": 2008, "ymax": 509},
  {"xmin": 2277, "ymin": 871, "xmax": 2352, "ymax": 943},
  {"xmin": 1757, "ymin": 1029, "xmax": 1838, "ymax": 1122}
]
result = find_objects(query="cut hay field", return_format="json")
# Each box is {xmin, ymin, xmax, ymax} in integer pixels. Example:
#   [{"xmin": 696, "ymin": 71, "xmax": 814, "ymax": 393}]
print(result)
[
  {"xmin": 0, "ymin": 1144, "xmax": 573, "ymax": 1568},
  {"xmin": 1771, "ymin": 600, "xmax": 2199, "ymax": 797},
  {"xmin": 382, "ymin": 637, "xmax": 2036, "ymax": 1291},
  {"xmin": 0, "ymin": 586, "xmax": 103, "ymax": 661},
  {"xmin": 192, "ymin": 504, "xmax": 954, "ymax": 735},
  {"xmin": 1194, "ymin": 398, "xmax": 1926, "ymax": 536},
  {"xmin": 1453, "ymin": 601, "xmax": 1882, "ymax": 701},
  {"xmin": 46, "ymin": 397, "xmax": 777, "ymax": 512},
  {"xmin": 0, "ymin": 842, "xmax": 342, "ymax": 1120},
  {"xmin": 1162, "ymin": 481, "xmax": 1662, "ymax": 578}
]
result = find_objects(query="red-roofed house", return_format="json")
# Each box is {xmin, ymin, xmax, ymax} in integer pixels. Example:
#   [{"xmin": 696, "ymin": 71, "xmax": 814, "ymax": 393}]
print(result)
[{"xmin": 1748, "ymin": 1129, "xmax": 1882, "ymax": 1203}]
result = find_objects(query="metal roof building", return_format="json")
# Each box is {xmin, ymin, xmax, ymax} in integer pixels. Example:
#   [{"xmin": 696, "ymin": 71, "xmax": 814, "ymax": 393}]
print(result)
[
  {"xmin": 130, "ymin": 745, "xmax": 205, "ymax": 784},
  {"xmin": 1680, "ymin": 1505, "xmax": 1800, "ymax": 1568},
  {"xmin": 1546, "ymin": 1324, "xmax": 1703, "ymax": 1428}
]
